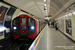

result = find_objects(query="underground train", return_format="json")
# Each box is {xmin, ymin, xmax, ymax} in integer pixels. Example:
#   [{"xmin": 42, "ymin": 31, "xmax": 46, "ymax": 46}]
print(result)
[{"xmin": 11, "ymin": 14, "xmax": 46, "ymax": 40}]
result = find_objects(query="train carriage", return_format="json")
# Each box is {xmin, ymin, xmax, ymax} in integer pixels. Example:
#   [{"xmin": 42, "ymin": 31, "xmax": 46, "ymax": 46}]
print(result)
[{"xmin": 12, "ymin": 14, "xmax": 39, "ymax": 39}]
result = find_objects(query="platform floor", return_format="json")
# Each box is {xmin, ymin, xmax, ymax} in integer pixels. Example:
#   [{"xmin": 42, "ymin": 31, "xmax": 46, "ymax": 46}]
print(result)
[{"xmin": 35, "ymin": 25, "xmax": 75, "ymax": 50}]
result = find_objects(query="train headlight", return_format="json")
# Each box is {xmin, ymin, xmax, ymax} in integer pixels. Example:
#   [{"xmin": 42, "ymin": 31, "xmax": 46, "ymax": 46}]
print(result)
[
  {"xmin": 13, "ymin": 26, "xmax": 17, "ymax": 30},
  {"xmin": 31, "ymin": 26, "xmax": 34, "ymax": 30}
]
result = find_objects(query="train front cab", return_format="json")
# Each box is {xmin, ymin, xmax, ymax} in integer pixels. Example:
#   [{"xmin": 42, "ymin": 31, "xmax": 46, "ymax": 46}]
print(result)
[{"xmin": 12, "ymin": 15, "xmax": 37, "ymax": 39}]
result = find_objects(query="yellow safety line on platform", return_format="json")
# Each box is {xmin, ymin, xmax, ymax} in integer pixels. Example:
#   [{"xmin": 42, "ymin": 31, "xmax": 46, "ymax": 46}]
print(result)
[{"xmin": 34, "ymin": 25, "xmax": 47, "ymax": 50}]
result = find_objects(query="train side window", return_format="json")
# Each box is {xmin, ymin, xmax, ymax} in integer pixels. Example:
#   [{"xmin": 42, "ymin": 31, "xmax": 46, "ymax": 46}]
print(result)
[{"xmin": 21, "ymin": 18, "xmax": 26, "ymax": 30}]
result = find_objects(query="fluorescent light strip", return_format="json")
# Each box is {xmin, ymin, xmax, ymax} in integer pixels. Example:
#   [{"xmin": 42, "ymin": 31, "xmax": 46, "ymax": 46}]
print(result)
[
  {"xmin": 44, "ymin": 0, "xmax": 46, "ymax": 2},
  {"xmin": 72, "ymin": 11, "xmax": 75, "ymax": 15},
  {"xmin": 45, "ymin": 7, "xmax": 47, "ymax": 9},
  {"xmin": 44, "ymin": 4, "xmax": 46, "ymax": 6}
]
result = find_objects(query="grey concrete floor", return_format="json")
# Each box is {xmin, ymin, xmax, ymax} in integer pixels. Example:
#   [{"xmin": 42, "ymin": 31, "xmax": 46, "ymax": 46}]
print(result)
[
  {"xmin": 47, "ymin": 25, "xmax": 75, "ymax": 50},
  {"xmin": 36, "ymin": 25, "xmax": 75, "ymax": 50}
]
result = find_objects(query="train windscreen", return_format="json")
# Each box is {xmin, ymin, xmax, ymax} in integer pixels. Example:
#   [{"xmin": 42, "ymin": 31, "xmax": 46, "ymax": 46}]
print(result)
[
  {"xmin": 28, "ymin": 18, "xmax": 35, "ymax": 35},
  {"xmin": 21, "ymin": 18, "xmax": 26, "ymax": 30},
  {"xmin": 13, "ymin": 17, "xmax": 19, "ymax": 35},
  {"xmin": 28, "ymin": 17, "xmax": 35, "ymax": 35},
  {"xmin": 28, "ymin": 18, "xmax": 35, "ymax": 27}
]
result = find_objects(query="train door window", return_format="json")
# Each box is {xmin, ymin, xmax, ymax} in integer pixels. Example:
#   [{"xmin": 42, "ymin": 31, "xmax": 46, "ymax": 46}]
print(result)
[
  {"xmin": 28, "ymin": 18, "xmax": 35, "ymax": 29},
  {"xmin": 21, "ymin": 18, "xmax": 26, "ymax": 30}
]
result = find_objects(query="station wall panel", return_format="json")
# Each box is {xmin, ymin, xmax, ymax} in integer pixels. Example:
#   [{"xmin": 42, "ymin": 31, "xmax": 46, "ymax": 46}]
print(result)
[
  {"xmin": 71, "ymin": 18, "xmax": 75, "ymax": 40},
  {"xmin": 0, "ymin": 2, "xmax": 10, "ymax": 39},
  {"xmin": 58, "ymin": 16, "xmax": 75, "ymax": 41},
  {"xmin": 4, "ymin": 7, "xmax": 16, "ymax": 37},
  {"xmin": 0, "ymin": 2, "xmax": 17, "ymax": 40},
  {"xmin": 12, "ymin": 9, "xmax": 20, "ymax": 20}
]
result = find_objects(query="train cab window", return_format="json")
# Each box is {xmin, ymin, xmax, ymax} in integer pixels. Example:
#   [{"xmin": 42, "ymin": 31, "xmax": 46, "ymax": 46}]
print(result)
[
  {"xmin": 28, "ymin": 18, "xmax": 35, "ymax": 30},
  {"xmin": 13, "ymin": 18, "xmax": 19, "ymax": 31},
  {"xmin": 21, "ymin": 18, "xmax": 26, "ymax": 30},
  {"xmin": 13, "ymin": 18, "xmax": 19, "ymax": 25}
]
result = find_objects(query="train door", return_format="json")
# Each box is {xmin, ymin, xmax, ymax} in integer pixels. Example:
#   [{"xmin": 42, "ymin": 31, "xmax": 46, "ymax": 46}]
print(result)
[{"xmin": 19, "ymin": 16, "xmax": 28, "ymax": 34}]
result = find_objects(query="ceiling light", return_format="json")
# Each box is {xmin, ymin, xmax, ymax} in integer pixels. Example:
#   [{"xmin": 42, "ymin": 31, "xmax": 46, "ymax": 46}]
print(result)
[
  {"xmin": 72, "ymin": 11, "xmax": 75, "ymax": 16},
  {"xmin": 44, "ymin": 4, "xmax": 46, "ymax": 6},
  {"xmin": 68, "ymin": 13, "xmax": 72, "ymax": 17},
  {"xmin": 44, "ymin": 6, "xmax": 47, "ymax": 10},
  {"xmin": 65, "ymin": 14, "xmax": 68, "ymax": 17},
  {"xmin": 44, "ymin": 0, "xmax": 46, "ymax": 2},
  {"xmin": 45, "ymin": 7, "xmax": 47, "ymax": 9}
]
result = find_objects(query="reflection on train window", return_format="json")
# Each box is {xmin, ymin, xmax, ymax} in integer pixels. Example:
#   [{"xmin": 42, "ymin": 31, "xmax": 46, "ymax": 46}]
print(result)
[
  {"xmin": 28, "ymin": 18, "xmax": 35, "ymax": 26},
  {"xmin": 21, "ymin": 18, "xmax": 26, "ymax": 30}
]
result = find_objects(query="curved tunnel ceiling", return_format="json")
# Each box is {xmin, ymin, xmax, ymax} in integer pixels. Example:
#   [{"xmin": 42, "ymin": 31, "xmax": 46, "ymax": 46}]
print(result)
[
  {"xmin": 49, "ymin": 0, "xmax": 69, "ymax": 17},
  {"xmin": 4, "ymin": 0, "xmax": 47, "ymax": 19},
  {"xmin": 4, "ymin": 0, "xmax": 75, "ymax": 20}
]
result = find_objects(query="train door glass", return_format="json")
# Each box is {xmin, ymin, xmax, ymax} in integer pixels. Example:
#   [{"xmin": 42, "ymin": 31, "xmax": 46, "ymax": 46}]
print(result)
[{"xmin": 21, "ymin": 18, "xmax": 26, "ymax": 30}]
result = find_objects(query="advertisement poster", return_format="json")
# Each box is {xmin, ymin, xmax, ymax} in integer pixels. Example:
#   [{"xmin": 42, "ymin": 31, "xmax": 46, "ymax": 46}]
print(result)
[
  {"xmin": 0, "ymin": 6, "xmax": 8, "ymax": 25},
  {"xmin": 65, "ymin": 19, "xmax": 72, "ymax": 36}
]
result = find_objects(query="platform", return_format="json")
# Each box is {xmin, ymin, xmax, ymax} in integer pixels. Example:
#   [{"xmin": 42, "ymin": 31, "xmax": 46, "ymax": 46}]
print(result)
[{"xmin": 29, "ymin": 25, "xmax": 75, "ymax": 50}]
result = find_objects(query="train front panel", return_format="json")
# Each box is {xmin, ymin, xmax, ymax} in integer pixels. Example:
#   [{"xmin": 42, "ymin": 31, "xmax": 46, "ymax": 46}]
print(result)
[{"xmin": 12, "ymin": 14, "xmax": 37, "ymax": 39}]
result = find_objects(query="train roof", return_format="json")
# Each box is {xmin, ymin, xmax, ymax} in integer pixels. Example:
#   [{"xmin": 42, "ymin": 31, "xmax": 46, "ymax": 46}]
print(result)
[
  {"xmin": 13, "ymin": 14, "xmax": 37, "ymax": 21},
  {"xmin": 19, "ymin": 14, "xmax": 36, "ymax": 20}
]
